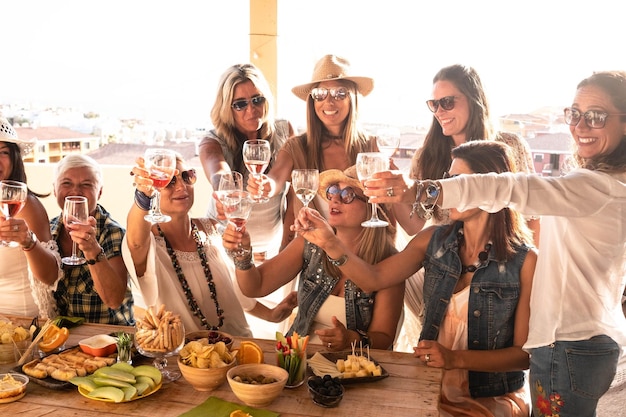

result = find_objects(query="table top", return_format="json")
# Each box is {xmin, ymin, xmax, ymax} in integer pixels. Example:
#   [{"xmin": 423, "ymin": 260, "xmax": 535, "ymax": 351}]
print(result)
[{"xmin": 1, "ymin": 319, "xmax": 442, "ymax": 417}]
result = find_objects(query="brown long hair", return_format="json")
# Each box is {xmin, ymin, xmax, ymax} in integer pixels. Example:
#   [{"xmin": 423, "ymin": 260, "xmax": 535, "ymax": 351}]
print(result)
[
  {"xmin": 2, "ymin": 141, "xmax": 49, "ymax": 198},
  {"xmin": 412, "ymin": 64, "xmax": 494, "ymax": 181},
  {"xmin": 448, "ymin": 141, "xmax": 533, "ymax": 260}
]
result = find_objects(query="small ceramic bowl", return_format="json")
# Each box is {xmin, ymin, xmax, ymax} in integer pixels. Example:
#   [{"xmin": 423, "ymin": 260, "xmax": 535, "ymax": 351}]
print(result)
[
  {"xmin": 307, "ymin": 375, "xmax": 344, "ymax": 408},
  {"xmin": 227, "ymin": 364, "xmax": 288, "ymax": 408},
  {"xmin": 79, "ymin": 334, "xmax": 118, "ymax": 357},
  {"xmin": 0, "ymin": 373, "xmax": 29, "ymax": 404}
]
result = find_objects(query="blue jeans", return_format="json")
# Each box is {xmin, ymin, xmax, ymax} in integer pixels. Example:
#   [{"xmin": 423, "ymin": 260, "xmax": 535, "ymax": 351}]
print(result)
[{"xmin": 529, "ymin": 335, "xmax": 620, "ymax": 417}]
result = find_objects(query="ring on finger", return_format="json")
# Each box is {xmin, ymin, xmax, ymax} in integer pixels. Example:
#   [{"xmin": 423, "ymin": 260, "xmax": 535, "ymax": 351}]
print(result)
[
  {"xmin": 386, "ymin": 187, "xmax": 394, "ymax": 197},
  {"xmin": 425, "ymin": 353, "xmax": 431, "ymax": 362},
  {"xmin": 12, "ymin": 225, "xmax": 19, "ymax": 232},
  {"xmin": 327, "ymin": 342, "xmax": 332, "ymax": 349}
]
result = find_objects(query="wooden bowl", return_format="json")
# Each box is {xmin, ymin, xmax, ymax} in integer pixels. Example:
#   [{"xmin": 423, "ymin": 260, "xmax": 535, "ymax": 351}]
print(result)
[
  {"xmin": 226, "ymin": 364, "xmax": 288, "ymax": 408},
  {"xmin": 178, "ymin": 356, "xmax": 237, "ymax": 392}
]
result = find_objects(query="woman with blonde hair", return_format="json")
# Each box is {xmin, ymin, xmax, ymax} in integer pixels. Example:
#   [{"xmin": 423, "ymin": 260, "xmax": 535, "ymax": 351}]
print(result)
[{"xmin": 224, "ymin": 166, "xmax": 403, "ymax": 351}]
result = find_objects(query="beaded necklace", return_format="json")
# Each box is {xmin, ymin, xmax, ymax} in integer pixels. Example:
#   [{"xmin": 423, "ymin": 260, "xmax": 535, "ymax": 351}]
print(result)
[
  {"xmin": 157, "ymin": 221, "xmax": 224, "ymax": 330},
  {"xmin": 457, "ymin": 228, "xmax": 492, "ymax": 274}
]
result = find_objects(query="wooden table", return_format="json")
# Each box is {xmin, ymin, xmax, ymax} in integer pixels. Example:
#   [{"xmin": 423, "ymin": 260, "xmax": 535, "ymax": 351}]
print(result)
[{"xmin": 2, "ymin": 320, "xmax": 442, "ymax": 416}]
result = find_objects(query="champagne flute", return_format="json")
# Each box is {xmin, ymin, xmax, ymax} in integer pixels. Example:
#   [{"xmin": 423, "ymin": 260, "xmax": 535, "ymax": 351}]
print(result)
[
  {"xmin": 242, "ymin": 139, "xmax": 271, "ymax": 203},
  {"xmin": 376, "ymin": 127, "xmax": 401, "ymax": 159},
  {"xmin": 143, "ymin": 148, "xmax": 177, "ymax": 223},
  {"xmin": 222, "ymin": 190, "xmax": 253, "ymax": 257},
  {"xmin": 356, "ymin": 152, "xmax": 390, "ymax": 228},
  {"xmin": 61, "ymin": 196, "xmax": 89, "ymax": 265},
  {"xmin": 0, "ymin": 180, "xmax": 28, "ymax": 247},
  {"xmin": 291, "ymin": 169, "xmax": 319, "ymax": 208}
]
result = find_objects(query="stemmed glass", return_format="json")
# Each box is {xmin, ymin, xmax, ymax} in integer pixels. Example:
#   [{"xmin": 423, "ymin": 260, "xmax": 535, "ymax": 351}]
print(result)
[
  {"xmin": 376, "ymin": 127, "xmax": 401, "ymax": 159},
  {"xmin": 356, "ymin": 152, "xmax": 390, "ymax": 228},
  {"xmin": 0, "ymin": 180, "xmax": 28, "ymax": 247},
  {"xmin": 135, "ymin": 320, "xmax": 185, "ymax": 383},
  {"xmin": 213, "ymin": 171, "xmax": 244, "ymax": 203},
  {"xmin": 291, "ymin": 169, "xmax": 319, "ymax": 208},
  {"xmin": 143, "ymin": 148, "xmax": 177, "ymax": 223},
  {"xmin": 242, "ymin": 139, "xmax": 271, "ymax": 203},
  {"xmin": 222, "ymin": 190, "xmax": 253, "ymax": 257},
  {"xmin": 61, "ymin": 196, "xmax": 89, "ymax": 265}
]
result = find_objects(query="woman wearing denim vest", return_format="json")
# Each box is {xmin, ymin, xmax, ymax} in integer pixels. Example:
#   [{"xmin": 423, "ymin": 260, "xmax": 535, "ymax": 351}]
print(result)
[
  {"xmin": 295, "ymin": 141, "xmax": 537, "ymax": 416},
  {"xmin": 223, "ymin": 166, "xmax": 404, "ymax": 351}
]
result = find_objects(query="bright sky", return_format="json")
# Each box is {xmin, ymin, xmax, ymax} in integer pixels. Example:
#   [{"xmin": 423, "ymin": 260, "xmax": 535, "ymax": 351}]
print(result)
[{"xmin": 2, "ymin": 0, "xmax": 625, "ymax": 130}]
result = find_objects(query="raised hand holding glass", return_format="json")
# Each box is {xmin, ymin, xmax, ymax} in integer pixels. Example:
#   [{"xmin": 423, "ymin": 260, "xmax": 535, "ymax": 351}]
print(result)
[
  {"xmin": 143, "ymin": 148, "xmax": 176, "ymax": 223},
  {"xmin": 291, "ymin": 169, "xmax": 319, "ymax": 208},
  {"xmin": 356, "ymin": 152, "xmax": 389, "ymax": 228},
  {"xmin": 0, "ymin": 180, "xmax": 28, "ymax": 247},
  {"xmin": 242, "ymin": 140, "xmax": 271, "ymax": 203},
  {"xmin": 223, "ymin": 190, "xmax": 253, "ymax": 257},
  {"xmin": 62, "ymin": 196, "xmax": 89, "ymax": 265}
]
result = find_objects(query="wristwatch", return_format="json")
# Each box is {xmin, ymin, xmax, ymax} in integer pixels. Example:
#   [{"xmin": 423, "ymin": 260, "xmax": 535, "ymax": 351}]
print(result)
[
  {"xmin": 327, "ymin": 253, "xmax": 348, "ymax": 267},
  {"xmin": 86, "ymin": 248, "xmax": 106, "ymax": 265}
]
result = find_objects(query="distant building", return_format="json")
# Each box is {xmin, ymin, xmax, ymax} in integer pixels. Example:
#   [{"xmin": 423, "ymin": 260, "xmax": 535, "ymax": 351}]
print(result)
[{"xmin": 15, "ymin": 126, "xmax": 100, "ymax": 163}]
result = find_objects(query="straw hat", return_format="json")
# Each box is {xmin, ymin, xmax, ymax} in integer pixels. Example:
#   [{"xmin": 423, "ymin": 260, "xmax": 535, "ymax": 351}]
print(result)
[
  {"xmin": 292, "ymin": 55, "xmax": 374, "ymax": 101},
  {"xmin": 317, "ymin": 166, "xmax": 364, "ymax": 199},
  {"xmin": 0, "ymin": 117, "xmax": 36, "ymax": 155}
]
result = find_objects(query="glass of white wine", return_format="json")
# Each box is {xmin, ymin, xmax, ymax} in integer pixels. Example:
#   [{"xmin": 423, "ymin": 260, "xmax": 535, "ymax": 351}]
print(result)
[
  {"xmin": 242, "ymin": 139, "xmax": 271, "ymax": 203},
  {"xmin": 356, "ymin": 152, "xmax": 390, "ymax": 228},
  {"xmin": 62, "ymin": 196, "xmax": 89, "ymax": 265},
  {"xmin": 291, "ymin": 169, "xmax": 319, "ymax": 208},
  {"xmin": 222, "ymin": 190, "xmax": 254, "ymax": 257},
  {"xmin": 376, "ymin": 127, "xmax": 401, "ymax": 159}
]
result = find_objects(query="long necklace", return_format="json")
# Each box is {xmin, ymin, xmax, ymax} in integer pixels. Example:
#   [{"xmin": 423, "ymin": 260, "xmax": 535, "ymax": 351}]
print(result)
[
  {"xmin": 457, "ymin": 228, "xmax": 492, "ymax": 274},
  {"xmin": 157, "ymin": 221, "xmax": 224, "ymax": 330}
]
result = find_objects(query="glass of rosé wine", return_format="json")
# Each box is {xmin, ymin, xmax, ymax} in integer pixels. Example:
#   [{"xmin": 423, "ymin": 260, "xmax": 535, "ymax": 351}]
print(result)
[
  {"xmin": 242, "ymin": 139, "xmax": 271, "ymax": 203},
  {"xmin": 0, "ymin": 180, "xmax": 28, "ymax": 247},
  {"xmin": 222, "ymin": 190, "xmax": 253, "ymax": 257},
  {"xmin": 143, "ymin": 148, "xmax": 176, "ymax": 223}
]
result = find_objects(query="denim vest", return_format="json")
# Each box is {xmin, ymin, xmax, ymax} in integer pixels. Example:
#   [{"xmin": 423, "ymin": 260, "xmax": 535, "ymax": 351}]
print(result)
[
  {"xmin": 289, "ymin": 241, "xmax": 375, "ymax": 338},
  {"xmin": 420, "ymin": 223, "xmax": 528, "ymax": 398}
]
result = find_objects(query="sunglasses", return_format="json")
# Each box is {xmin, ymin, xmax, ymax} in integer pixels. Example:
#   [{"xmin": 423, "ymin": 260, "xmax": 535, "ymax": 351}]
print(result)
[
  {"xmin": 310, "ymin": 87, "xmax": 349, "ymax": 102},
  {"xmin": 326, "ymin": 184, "xmax": 368, "ymax": 204},
  {"xmin": 563, "ymin": 107, "xmax": 626, "ymax": 129},
  {"xmin": 231, "ymin": 96, "xmax": 266, "ymax": 111},
  {"xmin": 166, "ymin": 169, "xmax": 197, "ymax": 188},
  {"xmin": 426, "ymin": 95, "xmax": 458, "ymax": 113}
]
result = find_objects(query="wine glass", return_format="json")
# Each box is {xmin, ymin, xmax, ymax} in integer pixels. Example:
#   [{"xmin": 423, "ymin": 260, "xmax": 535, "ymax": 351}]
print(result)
[
  {"xmin": 0, "ymin": 180, "xmax": 28, "ymax": 247},
  {"xmin": 213, "ymin": 171, "xmax": 244, "ymax": 203},
  {"xmin": 135, "ymin": 320, "xmax": 185, "ymax": 383},
  {"xmin": 143, "ymin": 148, "xmax": 177, "ymax": 223},
  {"xmin": 291, "ymin": 169, "xmax": 319, "ymax": 208},
  {"xmin": 356, "ymin": 152, "xmax": 390, "ymax": 228},
  {"xmin": 376, "ymin": 127, "xmax": 401, "ymax": 159},
  {"xmin": 222, "ymin": 190, "xmax": 253, "ymax": 257},
  {"xmin": 242, "ymin": 139, "xmax": 271, "ymax": 203},
  {"xmin": 61, "ymin": 196, "xmax": 89, "ymax": 265}
]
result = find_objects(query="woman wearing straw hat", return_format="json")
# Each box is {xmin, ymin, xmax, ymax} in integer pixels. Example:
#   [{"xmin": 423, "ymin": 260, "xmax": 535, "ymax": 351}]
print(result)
[
  {"xmin": 223, "ymin": 166, "xmax": 404, "ymax": 351},
  {"xmin": 250, "ymin": 54, "xmax": 380, "ymax": 238},
  {"xmin": 0, "ymin": 117, "xmax": 60, "ymax": 318}
]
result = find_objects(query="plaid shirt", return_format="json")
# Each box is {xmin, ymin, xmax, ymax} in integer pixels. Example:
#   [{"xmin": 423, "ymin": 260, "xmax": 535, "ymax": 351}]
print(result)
[{"xmin": 50, "ymin": 204, "xmax": 134, "ymax": 325}]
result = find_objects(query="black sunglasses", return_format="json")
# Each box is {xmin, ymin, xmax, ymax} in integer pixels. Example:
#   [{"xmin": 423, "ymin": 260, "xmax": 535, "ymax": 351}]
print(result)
[
  {"xmin": 426, "ymin": 95, "xmax": 458, "ymax": 113},
  {"xmin": 231, "ymin": 96, "xmax": 266, "ymax": 111},
  {"xmin": 166, "ymin": 169, "xmax": 197, "ymax": 188},
  {"xmin": 563, "ymin": 107, "xmax": 626, "ymax": 129},
  {"xmin": 326, "ymin": 184, "xmax": 367, "ymax": 204},
  {"xmin": 310, "ymin": 87, "xmax": 349, "ymax": 102}
]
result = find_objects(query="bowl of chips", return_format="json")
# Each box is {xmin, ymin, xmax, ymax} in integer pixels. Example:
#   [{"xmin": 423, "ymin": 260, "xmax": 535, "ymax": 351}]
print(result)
[
  {"xmin": 178, "ymin": 340, "xmax": 237, "ymax": 391},
  {"xmin": 0, "ymin": 319, "xmax": 31, "ymax": 365}
]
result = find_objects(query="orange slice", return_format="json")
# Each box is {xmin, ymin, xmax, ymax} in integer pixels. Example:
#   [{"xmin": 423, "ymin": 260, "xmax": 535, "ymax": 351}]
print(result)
[
  {"xmin": 236, "ymin": 341, "xmax": 263, "ymax": 364},
  {"xmin": 38, "ymin": 324, "xmax": 69, "ymax": 353}
]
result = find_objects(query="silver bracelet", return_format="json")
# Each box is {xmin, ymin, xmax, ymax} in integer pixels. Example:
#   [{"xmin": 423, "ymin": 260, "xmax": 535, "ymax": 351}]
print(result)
[
  {"xmin": 409, "ymin": 181, "xmax": 424, "ymax": 219},
  {"xmin": 410, "ymin": 180, "xmax": 441, "ymax": 220},
  {"xmin": 231, "ymin": 249, "xmax": 254, "ymax": 270}
]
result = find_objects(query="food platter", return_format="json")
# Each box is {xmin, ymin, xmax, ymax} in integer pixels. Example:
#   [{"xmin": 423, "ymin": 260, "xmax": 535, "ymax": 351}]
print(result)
[
  {"xmin": 308, "ymin": 351, "xmax": 389, "ymax": 384},
  {"xmin": 78, "ymin": 381, "xmax": 162, "ymax": 403}
]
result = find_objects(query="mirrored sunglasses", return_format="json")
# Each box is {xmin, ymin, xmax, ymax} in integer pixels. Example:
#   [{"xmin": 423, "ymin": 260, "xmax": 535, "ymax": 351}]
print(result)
[
  {"xmin": 426, "ymin": 95, "xmax": 457, "ymax": 113},
  {"xmin": 563, "ymin": 107, "xmax": 626, "ymax": 129},
  {"xmin": 231, "ymin": 96, "xmax": 266, "ymax": 111},
  {"xmin": 167, "ymin": 169, "xmax": 197, "ymax": 188},
  {"xmin": 310, "ymin": 87, "xmax": 349, "ymax": 102},
  {"xmin": 326, "ymin": 183, "xmax": 367, "ymax": 204}
]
